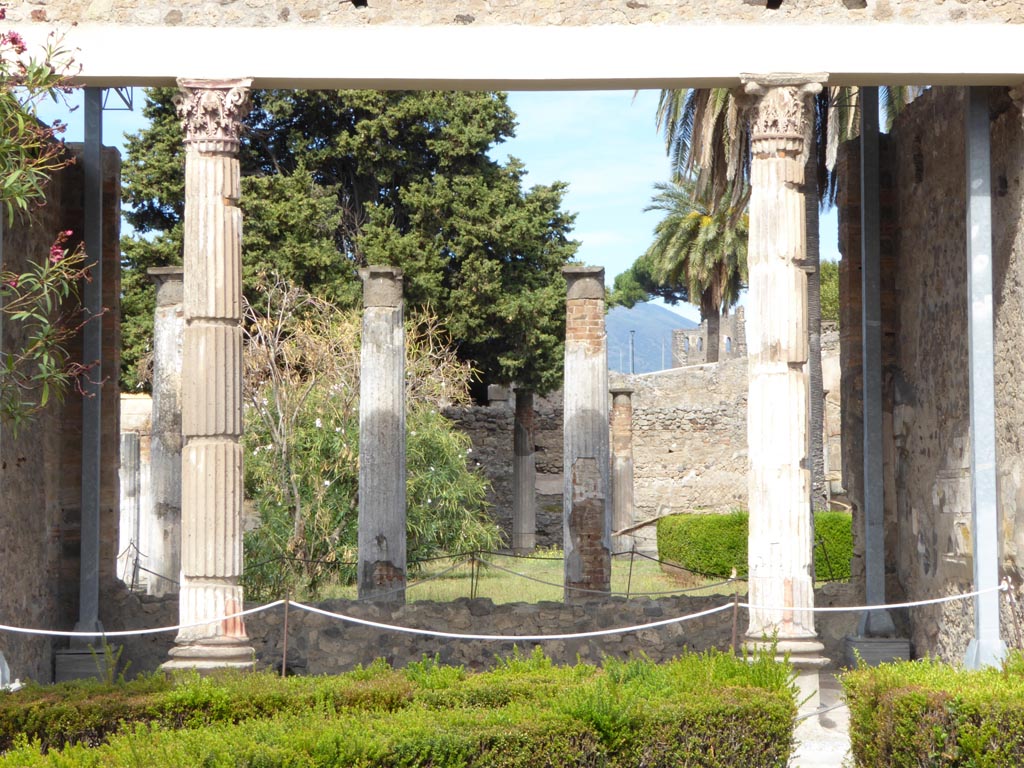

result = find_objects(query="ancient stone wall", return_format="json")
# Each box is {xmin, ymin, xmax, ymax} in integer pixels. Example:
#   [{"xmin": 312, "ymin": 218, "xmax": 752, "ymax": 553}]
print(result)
[
  {"xmin": 630, "ymin": 360, "xmax": 749, "ymax": 519},
  {"xmin": 108, "ymin": 581, "xmax": 858, "ymax": 677},
  {"xmin": 7, "ymin": 0, "xmax": 1019, "ymax": 27},
  {"xmin": 671, "ymin": 307, "xmax": 747, "ymax": 367},
  {"xmin": 0, "ymin": 146, "xmax": 121, "ymax": 682},
  {"xmin": 839, "ymin": 87, "xmax": 1024, "ymax": 660}
]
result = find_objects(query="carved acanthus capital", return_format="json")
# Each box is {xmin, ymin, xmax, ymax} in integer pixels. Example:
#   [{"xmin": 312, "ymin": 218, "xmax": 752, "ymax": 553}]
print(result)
[
  {"xmin": 174, "ymin": 78, "xmax": 253, "ymax": 152},
  {"xmin": 740, "ymin": 74, "xmax": 826, "ymax": 156}
]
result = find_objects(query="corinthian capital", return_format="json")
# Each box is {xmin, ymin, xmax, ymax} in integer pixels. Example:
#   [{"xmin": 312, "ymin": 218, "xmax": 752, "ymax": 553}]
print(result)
[
  {"xmin": 174, "ymin": 78, "xmax": 253, "ymax": 152},
  {"xmin": 740, "ymin": 74, "xmax": 827, "ymax": 155}
]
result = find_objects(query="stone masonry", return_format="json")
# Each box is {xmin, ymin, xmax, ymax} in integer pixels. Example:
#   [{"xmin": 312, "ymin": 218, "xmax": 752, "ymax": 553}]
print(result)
[
  {"xmin": 562, "ymin": 266, "xmax": 611, "ymax": 599},
  {"xmin": 838, "ymin": 86, "xmax": 1024, "ymax": 660},
  {"xmin": 0, "ymin": 146, "xmax": 121, "ymax": 683},
  {"xmin": 106, "ymin": 581, "xmax": 859, "ymax": 679}
]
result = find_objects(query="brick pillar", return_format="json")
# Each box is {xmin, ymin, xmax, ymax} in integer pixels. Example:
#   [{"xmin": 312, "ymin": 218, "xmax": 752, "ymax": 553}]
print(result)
[
  {"xmin": 610, "ymin": 386, "xmax": 635, "ymax": 553},
  {"xmin": 512, "ymin": 387, "xmax": 537, "ymax": 554},
  {"xmin": 562, "ymin": 266, "xmax": 611, "ymax": 600},
  {"xmin": 164, "ymin": 79, "xmax": 254, "ymax": 672},
  {"xmin": 741, "ymin": 75, "xmax": 827, "ymax": 668},
  {"xmin": 357, "ymin": 267, "xmax": 407, "ymax": 602},
  {"xmin": 146, "ymin": 267, "xmax": 184, "ymax": 597}
]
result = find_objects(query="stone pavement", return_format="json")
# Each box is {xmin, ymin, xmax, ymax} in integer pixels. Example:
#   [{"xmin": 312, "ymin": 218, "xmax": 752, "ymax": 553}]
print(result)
[{"xmin": 789, "ymin": 672, "xmax": 852, "ymax": 768}]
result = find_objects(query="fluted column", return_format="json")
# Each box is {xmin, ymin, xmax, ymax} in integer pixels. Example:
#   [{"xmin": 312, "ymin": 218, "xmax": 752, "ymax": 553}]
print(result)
[
  {"xmin": 147, "ymin": 267, "xmax": 184, "ymax": 597},
  {"xmin": 512, "ymin": 388, "xmax": 537, "ymax": 554},
  {"xmin": 562, "ymin": 266, "xmax": 611, "ymax": 600},
  {"xmin": 741, "ymin": 75, "xmax": 827, "ymax": 665},
  {"xmin": 164, "ymin": 78, "xmax": 254, "ymax": 671},
  {"xmin": 609, "ymin": 385, "xmax": 635, "ymax": 553},
  {"xmin": 357, "ymin": 267, "xmax": 407, "ymax": 602}
]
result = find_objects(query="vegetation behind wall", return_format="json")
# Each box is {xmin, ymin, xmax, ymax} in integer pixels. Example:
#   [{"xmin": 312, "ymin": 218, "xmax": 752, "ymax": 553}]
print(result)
[{"xmin": 656, "ymin": 510, "xmax": 853, "ymax": 581}]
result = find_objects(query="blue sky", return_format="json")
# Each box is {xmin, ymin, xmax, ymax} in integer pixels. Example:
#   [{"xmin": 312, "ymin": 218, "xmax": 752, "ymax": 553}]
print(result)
[{"xmin": 41, "ymin": 88, "xmax": 841, "ymax": 323}]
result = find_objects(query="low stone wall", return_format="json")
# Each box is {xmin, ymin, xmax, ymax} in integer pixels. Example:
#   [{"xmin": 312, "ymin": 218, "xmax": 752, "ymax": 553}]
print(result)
[{"xmin": 108, "ymin": 582, "xmax": 860, "ymax": 677}]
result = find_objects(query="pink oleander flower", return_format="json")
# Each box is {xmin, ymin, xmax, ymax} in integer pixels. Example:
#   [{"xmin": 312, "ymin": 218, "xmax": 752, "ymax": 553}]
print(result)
[
  {"xmin": 5, "ymin": 277, "xmax": 17, "ymax": 289},
  {"xmin": 0, "ymin": 7, "xmax": 7, "ymax": 21},
  {"xmin": 49, "ymin": 244, "xmax": 64, "ymax": 263}
]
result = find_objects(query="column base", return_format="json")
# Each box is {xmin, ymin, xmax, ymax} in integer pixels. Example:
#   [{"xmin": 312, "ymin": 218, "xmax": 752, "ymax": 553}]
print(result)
[
  {"xmin": 744, "ymin": 636, "xmax": 830, "ymax": 669},
  {"xmin": 161, "ymin": 638, "xmax": 256, "ymax": 674}
]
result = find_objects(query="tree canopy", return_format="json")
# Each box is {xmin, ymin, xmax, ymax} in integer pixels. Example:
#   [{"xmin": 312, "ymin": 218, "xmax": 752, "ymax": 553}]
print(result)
[{"xmin": 120, "ymin": 89, "xmax": 577, "ymax": 395}]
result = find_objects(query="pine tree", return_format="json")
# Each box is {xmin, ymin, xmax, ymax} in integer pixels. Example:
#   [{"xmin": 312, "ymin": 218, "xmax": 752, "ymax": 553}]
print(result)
[{"xmin": 120, "ymin": 89, "xmax": 577, "ymax": 394}]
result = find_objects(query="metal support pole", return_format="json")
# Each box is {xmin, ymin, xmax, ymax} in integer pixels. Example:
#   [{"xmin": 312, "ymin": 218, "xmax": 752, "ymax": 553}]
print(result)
[
  {"xmin": 857, "ymin": 87, "xmax": 895, "ymax": 638},
  {"xmin": 75, "ymin": 87, "xmax": 104, "ymax": 640},
  {"xmin": 964, "ymin": 86, "xmax": 1006, "ymax": 670}
]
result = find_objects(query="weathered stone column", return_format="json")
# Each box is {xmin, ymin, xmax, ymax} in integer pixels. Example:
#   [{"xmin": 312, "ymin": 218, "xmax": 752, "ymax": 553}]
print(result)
[
  {"xmin": 562, "ymin": 266, "xmax": 611, "ymax": 600},
  {"xmin": 741, "ymin": 75, "xmax": 827, "ymax": 666},
  {"xmin": 164, "ymin": 79, "xmax": 254, "ymax": 671},
  {"xmin": 357, "ymin": 267, "xmax": 406, "ymax": 602},
  {"xmin": 147, "ymin": 267, "xmax": 184, "ymax": 597},
  {"xmin": 512, "ymin": 387, "xmax": 537, "ymax": 554},
  {"xmin": 609, "ymin": 385, "xmax": 635, "ymax": 553}
]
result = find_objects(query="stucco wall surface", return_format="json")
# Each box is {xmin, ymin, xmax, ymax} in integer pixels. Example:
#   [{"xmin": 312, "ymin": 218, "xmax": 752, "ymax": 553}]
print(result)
[{"xmin": 6, "ymin": 0, "xmax": 1023, "ymax": 27}]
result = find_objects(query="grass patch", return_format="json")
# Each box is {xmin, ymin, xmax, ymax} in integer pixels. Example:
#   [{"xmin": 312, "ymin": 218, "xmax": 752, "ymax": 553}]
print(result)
[{"xmin": 312, "ymin": 548, "xmax": 740, "ymax": 603}]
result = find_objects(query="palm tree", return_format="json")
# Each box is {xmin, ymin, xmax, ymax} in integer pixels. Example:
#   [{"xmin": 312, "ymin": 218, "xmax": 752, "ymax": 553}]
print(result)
[
  {"xmin": 642, "ymin": 179, "xmax": 747, "ymax": 363},
  {"xmin": 655, "ymin": 85, "xmax": 919, "ymax": 507}
]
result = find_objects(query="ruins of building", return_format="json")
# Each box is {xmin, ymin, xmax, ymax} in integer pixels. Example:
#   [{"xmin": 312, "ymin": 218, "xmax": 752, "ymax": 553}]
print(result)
[{"xmin": 0, "ymin": 1, "xmax": 1020, "ymax": 679}]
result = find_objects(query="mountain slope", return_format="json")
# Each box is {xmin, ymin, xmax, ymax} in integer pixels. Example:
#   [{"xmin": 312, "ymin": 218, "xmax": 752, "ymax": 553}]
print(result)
[{"xmin": 606, "ymin": 302, "xmax": 697, "ymax": 373}]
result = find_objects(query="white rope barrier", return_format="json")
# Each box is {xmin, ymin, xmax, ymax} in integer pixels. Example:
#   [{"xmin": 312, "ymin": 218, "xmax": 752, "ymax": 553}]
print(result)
[
  {"xmin": 741, "ymin": 581, "xmax": 1009, "ymax": 614},
  {"xmin": 0, "ymin": 582, "xmax": 1008, "ymax": 641},
  {"xmin": 0, "ymin": 600, "xmax": 286, "ymax": 638},
  {"xmin": 288, "ymin": 599, "xmax": 737, "ymax": 641}
]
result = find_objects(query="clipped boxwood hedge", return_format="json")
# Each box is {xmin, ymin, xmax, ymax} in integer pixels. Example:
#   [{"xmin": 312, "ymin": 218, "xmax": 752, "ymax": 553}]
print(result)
[
  {"xmin": 843, "ymin": 654, "xmax": 1024, "ymax": 767},
  {"xmin": 0, "ymin": 650, "xmax": 798, "ymax": 767},
  {"xmin": 656, "ymin": 510, "xmax": 853, "ymax": 581}
]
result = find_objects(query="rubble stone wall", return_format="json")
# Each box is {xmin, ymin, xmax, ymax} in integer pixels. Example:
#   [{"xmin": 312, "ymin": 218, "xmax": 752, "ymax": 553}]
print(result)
[
  {"xmin": 109, "ymin": 581, "xmax": 858, "ymax": 677},
  {"xmin": 839, "ymin": 87, "xmax": 1024, "ymax": 660},
  {"xmin": 0, "ymin": 146, "xmax": 121, "ymax": 683}
]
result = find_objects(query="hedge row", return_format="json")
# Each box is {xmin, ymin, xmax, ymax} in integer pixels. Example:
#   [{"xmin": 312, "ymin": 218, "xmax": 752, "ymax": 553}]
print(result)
[
  {"xmin": 0, "ymin": 650, "xmax": 797, "ymax": 767},
  {"xmin": 843, "ymin": 654, "xmax": 1024, "ymax": 767},
  {"xmin": 656, "ymin": 510, "xmax": 853, "ymax": 581}
]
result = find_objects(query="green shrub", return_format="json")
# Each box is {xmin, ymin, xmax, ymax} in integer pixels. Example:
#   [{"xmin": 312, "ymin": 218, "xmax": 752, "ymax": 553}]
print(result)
[
  {"xmin": 0, "ymin": 651, "xmax": 796, "ymax": 768},
  {"xmin": 656, "ymin": 510, "xmax": 852, "ymax": 581},
  {"xmin": 843, "ymin": 654, "xmax": 1024, "ymax": 767}
]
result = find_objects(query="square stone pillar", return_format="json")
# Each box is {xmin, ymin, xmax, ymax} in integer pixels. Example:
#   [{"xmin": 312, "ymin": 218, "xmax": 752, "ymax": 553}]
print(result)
[
  {"xmin": 146, "ymin": 266, "xmax": 184, "ymax": 597},
  {"xmin": 164, "ymin": 79, "xmax": 255, "ymax": 672},
  {"xmin": 562, "ymin": 266, "xmax": 611, "ymax": 600},
  {"xmin": 741, "ymin": 75, "xmax": 828, "ymax": 668},
  {"xmin": 610, "ymin": 385, "xmax": 635, "ymax": 553},
  {"xmin": 357, "ymin": 266, "xmax": 407, "ymax": 602}
]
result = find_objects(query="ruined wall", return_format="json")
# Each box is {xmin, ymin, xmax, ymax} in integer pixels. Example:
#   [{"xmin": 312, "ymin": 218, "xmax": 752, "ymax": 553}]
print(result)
[
  {"xmin": 0, "ymin": 146, "xmax": 121, "ymax": 682},
  {"xmin": 671, "ymin": 307, "xmax": 747, "ymax": 368},
  {"xmin": 840, "ymin": 87, "xmax": 1024, "ymax": 660},
  {"xmin": 7, "ymin": 0, "xmax": 1019, "ymax": 27},
  {"xmin": 110, "ymin": 581, "xmax": 858, "ymax": 676},
  {"xmin": 630, "ymin": 360, "xmax": 749, "ymax": 518}
]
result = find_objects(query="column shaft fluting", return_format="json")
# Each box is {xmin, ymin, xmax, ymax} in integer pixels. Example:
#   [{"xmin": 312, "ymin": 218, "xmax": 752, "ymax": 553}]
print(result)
[
  {"xmin": 741, "ymin": 77, "xmax": 825, "ymax": 652},
  {"xmin": 562, "ymin": 266, "xmax": 611, "ymax": 600},
  {"xmin": 165, "ymin": 78, "xmax": 254, "ymax": 670},
  {"xmin": 357, "ymin": 267, "xmax": 407, "ymax": 602},
  {"xmin": 512, "ymin": 388, "xmax": 537, "ymax": 554}
]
